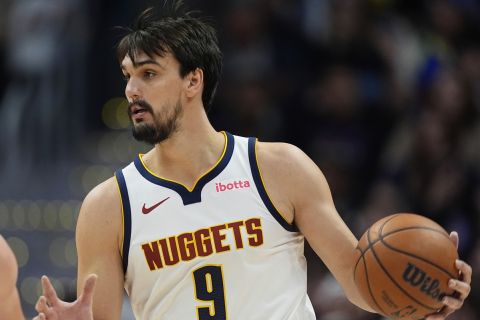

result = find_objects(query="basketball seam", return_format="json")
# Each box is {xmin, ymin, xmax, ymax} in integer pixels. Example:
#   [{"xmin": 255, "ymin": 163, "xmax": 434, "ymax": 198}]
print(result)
[
  {"xmin": 353, "ymin": 247, "xmax": 363, "ymax": 282},
  {"xmin": 355, "ymin": 225, "xmax": 450, "ymax": 263},
  {"xmin": 354, "ymin": 215, "xmax": 400, "ymax": 268},
  {"xmin": 379, "ymin": 237, "xmax": 457, "ymax": 279},
  {"xmin": 365, "ymin": 224, "xmax": 390, "ymax": 317},
  {"xmin": 361, "ymin": 250, "xmax": 385, "ymax": 317},
  {"xmin": 370, "ymin": 219, "xmax": 438, "ymax": 311}
]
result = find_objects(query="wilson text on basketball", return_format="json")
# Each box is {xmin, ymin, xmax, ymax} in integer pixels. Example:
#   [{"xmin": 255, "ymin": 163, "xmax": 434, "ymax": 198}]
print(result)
[{"xmin": 402, "ymin": 262, "xmax": 447, "ymax": 301}]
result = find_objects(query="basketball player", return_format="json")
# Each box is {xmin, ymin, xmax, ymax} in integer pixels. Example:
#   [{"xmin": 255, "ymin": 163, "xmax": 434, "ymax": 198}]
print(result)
[
  {"xmin": 0, "ymin": 235, "xmax": 24, "ymax": 320},
  {"xmin": 34, "ymin": 2, "xmax": 472, "ymax": 319}
]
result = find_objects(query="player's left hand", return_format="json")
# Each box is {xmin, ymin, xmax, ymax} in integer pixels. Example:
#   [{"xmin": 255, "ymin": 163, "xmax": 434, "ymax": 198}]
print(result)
[
  {"xmin": 426, "ymin": 231, "xmax": 472, "ymax": 320},
  {"xmin": 32, "ymin": 274, "xmax": 97, "ymax": 320}
]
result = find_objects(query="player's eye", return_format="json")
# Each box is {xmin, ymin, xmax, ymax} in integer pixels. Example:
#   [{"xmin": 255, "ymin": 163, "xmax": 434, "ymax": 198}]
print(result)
[
  {"xmin": 144, "ymin": 71, "xmax": 156, "ymax": 79},
  {"xmin": 122, "ymin": 74, "xmax": 130, "ymax": 82}
]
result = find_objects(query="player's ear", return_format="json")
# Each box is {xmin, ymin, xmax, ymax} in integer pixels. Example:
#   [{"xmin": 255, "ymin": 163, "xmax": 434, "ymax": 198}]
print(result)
[{"xmin": 185, "ymin": 68, "xmax": 203, "ymax": 98}]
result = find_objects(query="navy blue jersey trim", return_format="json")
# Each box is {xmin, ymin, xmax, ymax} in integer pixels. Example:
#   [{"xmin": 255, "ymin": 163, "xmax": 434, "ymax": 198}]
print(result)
[
  {"xmin": 248, "ymin": 138, "xmax": 297, "ymax": 232},
  {"xmin": 115, "ymin": 170, "xmax": 131, "ymax": 274},
  {"xmin": 134, "ymin": 132, "xmax": 235, "ymax": 205}
]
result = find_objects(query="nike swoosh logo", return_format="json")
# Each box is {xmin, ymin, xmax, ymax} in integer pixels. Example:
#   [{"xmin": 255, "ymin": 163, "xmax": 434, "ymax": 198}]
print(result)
[{"xmin": 142, "ymin": 197, "xmax": 170, "ymax": 214}]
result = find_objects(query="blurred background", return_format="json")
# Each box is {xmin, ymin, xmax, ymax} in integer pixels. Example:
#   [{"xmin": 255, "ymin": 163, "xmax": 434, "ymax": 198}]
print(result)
[{"xmin": 0, "ymin": 0, "xmax": 479, "ymax": 319}]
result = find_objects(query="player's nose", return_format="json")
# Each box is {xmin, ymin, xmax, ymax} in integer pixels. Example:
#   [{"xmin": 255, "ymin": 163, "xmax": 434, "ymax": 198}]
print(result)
[{"xmin": 125, "ymin": 78, "xmax": 142, "ymax": 101}]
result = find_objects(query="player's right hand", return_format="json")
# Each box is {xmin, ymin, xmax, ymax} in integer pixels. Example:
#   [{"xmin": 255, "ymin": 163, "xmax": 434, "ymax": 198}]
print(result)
[{"xmin": 33, "ymin": 274, "xmax": 97, "ymax": 320}]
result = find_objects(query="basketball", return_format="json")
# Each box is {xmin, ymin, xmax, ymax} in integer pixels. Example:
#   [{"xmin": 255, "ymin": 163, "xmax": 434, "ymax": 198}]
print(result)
[{"xmin": 353, "ymin": 213, "xmax": 459, "ymax": 320}]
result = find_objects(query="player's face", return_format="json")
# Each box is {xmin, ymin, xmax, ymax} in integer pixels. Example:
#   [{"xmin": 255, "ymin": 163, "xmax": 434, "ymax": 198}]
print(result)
[{"xmin": 121, "ymin": 52, "xmax": 184, "ymax": 145}]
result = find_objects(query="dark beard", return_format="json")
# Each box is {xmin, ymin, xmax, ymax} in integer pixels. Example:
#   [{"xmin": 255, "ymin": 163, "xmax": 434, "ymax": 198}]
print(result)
[{"xmin": 130, "ymin": 100, "xmax": 183, "ymax": 145}]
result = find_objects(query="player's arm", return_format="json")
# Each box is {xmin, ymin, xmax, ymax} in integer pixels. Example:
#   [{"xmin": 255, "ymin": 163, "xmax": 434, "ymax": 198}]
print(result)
[
  {"xmin": 0, "ymin": 235, "xmax": 25, "ymax": 320},
  {"xmin": 256, "ymin": 142, "xmax": 375, "ymax": 312},
  {"xmin": 76, "ymin": 177, "xmax": 125, "ymax": 319}
]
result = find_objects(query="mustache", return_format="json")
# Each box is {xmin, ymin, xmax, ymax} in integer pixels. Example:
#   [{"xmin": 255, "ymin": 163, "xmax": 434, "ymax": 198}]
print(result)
[{"xmin": 128, "ymin": 99, "xmax": 154, "ymax": 116}]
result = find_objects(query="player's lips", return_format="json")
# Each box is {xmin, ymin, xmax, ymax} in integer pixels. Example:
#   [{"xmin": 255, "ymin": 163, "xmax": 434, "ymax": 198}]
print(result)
[
  {"xmin": 129, "ymin": 104, "xmax": 151, "ymax": 121},
  {"xmin": 130, "ymin": 104, "xmax": 148, "ymax": 115}
]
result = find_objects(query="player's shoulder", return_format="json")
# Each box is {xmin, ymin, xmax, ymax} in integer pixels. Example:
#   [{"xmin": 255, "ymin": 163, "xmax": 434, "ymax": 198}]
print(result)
[
  {"xmin": 255, "ymin": 141, "xmax": 312, "ymax": 169},
  {"xmin": 80, "ymin": 176, "xmax": 121, "ymax": 221},
  {"xmin": 255, "ymin": 140, "xmax": 326, "ymax": 188},
  {"xmin": 84, "ymin": 176, "xmax": 119, "ymax": 205}
]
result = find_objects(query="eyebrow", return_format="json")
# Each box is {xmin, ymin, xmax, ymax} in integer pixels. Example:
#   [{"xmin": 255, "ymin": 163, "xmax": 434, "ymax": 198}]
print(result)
[{"xmin": 121, "ymin": 59, "xmax": 163, "ymax": 70}]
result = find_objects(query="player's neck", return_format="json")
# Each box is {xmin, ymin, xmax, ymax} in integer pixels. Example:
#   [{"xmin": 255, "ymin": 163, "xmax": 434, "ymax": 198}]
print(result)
[{"xmin": 144, "ymin": 112, "xmax": 225, "ymax": 188}]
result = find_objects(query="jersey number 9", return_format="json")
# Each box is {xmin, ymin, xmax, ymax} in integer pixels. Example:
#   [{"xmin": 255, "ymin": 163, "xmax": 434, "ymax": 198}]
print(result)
[{"xmin": 193, "ymin": 265, "xmax": 227, "ymax": 320}]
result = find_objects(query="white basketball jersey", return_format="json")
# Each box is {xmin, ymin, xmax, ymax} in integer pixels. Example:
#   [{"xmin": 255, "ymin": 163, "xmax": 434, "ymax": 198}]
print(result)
[{"xmin": 115, "ymin": 132, "xmax": 316, "ymax": 320}]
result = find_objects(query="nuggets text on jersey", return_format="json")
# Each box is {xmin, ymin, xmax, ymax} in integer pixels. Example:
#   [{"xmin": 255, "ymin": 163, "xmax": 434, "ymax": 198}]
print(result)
[{"xmin": 141, "ymin": 218, "xmax": 263, "ymax": 270}]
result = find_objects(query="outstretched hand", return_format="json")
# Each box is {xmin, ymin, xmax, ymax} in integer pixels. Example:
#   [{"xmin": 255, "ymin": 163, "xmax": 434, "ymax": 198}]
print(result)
[
  {"xmin": 33, "ymin": 274, "xmax": 97, "ymax": 320},
  {"xmin": 426, "ymin": 231, "xmax": 472, "ymax": 320}
]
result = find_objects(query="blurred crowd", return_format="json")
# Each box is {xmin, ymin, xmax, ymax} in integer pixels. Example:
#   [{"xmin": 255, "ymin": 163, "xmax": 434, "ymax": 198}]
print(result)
[{"xmin": 0, "ymin": 0, "xmax": 478, "ymax": 319}]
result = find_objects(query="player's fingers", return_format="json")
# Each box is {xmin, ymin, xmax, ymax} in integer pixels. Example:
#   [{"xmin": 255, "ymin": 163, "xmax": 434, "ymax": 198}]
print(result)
[
  {"xmin": 41, "ymin": 275, "xmax": 59, "ymax": 305},
  {"xmin": 35, "ymin": 296, "xmax": 49, "ymax": 313},
  {"xmin": 32, "ymin": 313, "xmax": 46, "ymax": 320},
  {"xmin": 425, "ymin": 306, "xmax": 454, "ymax": 320},
  {"xmin": 456, "ymin": 259, "xmax": 472, "ymax": 284},
  {"xmin": 449, "ymin": 231, "xmax": 459, "ymax": 249},
  {"xmin": 449, "ymin": 278, "xmax": 471, "ymax": 300},
  {"xmin": 79, "ymin": 274, "xmax": 98, "ymax": 304},
  {"xmin": 443, "ymin": 295, "xmax": 463, "ymax": 310}
]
